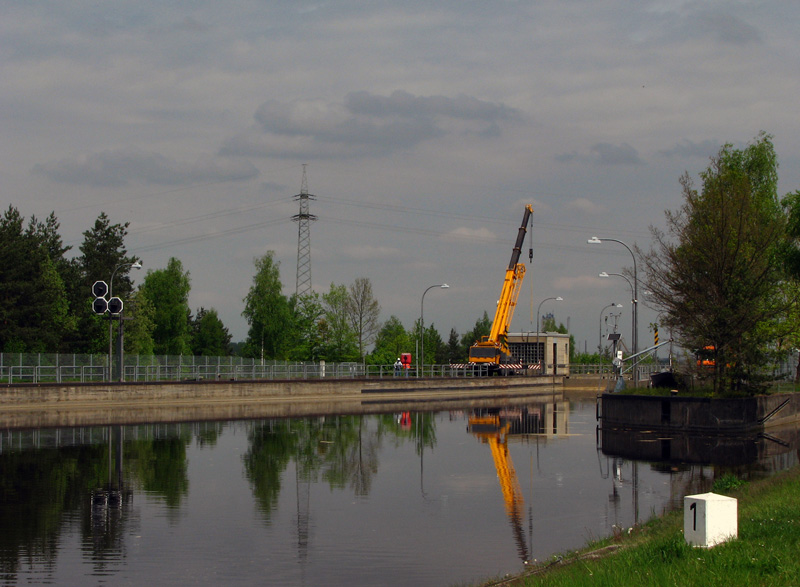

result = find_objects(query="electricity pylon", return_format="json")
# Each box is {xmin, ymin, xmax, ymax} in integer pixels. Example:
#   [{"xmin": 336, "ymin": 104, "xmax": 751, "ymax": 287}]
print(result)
[{"xmin": 292, "ymin": 164, "xmax": 317, "ymax": 297}]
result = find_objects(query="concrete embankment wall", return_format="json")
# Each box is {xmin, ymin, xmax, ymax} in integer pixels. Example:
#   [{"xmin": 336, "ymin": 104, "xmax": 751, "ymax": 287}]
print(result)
[
  {"xmin": 600, "ymin": 392, "xmax": 800, "ymax": 433},
  {"xmin": 0, "ymin": 376, "xmax": 564, "ymax": 429},
  {"xmin": 563, "ymin": 375, "xmax": 607, "ymax": 392}
]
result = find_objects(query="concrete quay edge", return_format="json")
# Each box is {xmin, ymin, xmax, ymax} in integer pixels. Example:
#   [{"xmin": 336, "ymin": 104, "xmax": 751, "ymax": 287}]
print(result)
[{"xmin": 0, "ymin": 376, "xmax": 565, "ymax": 429}]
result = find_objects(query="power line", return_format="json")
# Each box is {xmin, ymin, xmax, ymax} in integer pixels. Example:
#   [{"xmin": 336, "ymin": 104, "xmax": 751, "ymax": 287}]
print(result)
[{"xmin": 133, "ymin": 217, "xmax": 287, "ymax": 253}]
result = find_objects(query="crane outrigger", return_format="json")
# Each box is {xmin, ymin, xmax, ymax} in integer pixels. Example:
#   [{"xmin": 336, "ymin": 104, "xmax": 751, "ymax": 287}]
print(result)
[{"xmin": 468, "ymin": 204, "xmax": 533, "ymax": 374}]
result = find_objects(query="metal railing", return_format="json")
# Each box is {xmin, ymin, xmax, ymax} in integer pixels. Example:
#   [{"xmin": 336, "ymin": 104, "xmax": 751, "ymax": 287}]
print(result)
[
  {"xmin": 0, "ymin": 353, "xmax": 569, "ymax": 384},
  {"xmin": 569, "ymin": 364, "xmax": 615, "ymax": 376}
]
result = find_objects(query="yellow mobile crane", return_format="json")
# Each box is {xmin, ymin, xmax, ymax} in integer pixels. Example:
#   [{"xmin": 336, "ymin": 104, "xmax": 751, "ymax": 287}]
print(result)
[{"xmin": 468, "ymin": 204, "xmax": 533, "ymax": 373}]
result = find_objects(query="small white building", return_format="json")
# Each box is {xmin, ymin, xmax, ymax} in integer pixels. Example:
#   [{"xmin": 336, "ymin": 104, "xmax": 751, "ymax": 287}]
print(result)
[{"xmin": 507, "ymin": 332, "xmax": 571, "ymax": 375}]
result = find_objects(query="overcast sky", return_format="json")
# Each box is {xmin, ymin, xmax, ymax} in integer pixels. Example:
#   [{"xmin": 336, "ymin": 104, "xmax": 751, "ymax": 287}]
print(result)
[{"xmin": 3, "ymin": 0, "xmax": 800, "ymax": 354}]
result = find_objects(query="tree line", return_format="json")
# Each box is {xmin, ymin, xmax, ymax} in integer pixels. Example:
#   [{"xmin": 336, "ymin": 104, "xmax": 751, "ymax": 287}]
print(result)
[
  {"xmin": 0, "ymin": 209, "xmax": 225, "ymax": 356},
  {"xmin": 0, "ymin": 208, "xmax": 495, "ymax": 363},
  {"xmin": 235, "ymin": 250, "xmax": 497, "ymax": 364},
  {"xmin": 17, "ymin": 129, "xmax": 793, "ymax": 387}
]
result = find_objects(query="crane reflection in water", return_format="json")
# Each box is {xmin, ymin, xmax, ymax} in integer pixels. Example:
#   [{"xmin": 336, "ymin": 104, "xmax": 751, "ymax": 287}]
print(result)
[{"xmin": 468, "ymin": 409, "xmax": 530, "ymax": 563}]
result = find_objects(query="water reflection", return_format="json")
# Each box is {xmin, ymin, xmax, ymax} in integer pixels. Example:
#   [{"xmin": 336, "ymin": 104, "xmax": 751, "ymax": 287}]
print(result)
[
  {"xmin": 88, "ymin": 427, "xmax": 133, "ymax": 576},
  {"xmin": 468, "ymin": 410, "xmax": 530, "ymax": 563},
  {"xmin": 600, "ymin": 422, "xmax": 800, "ymax": 475},
  {"xmin": 1, "ymin": 398, "xmax": 797, "ymax": 586},
  {"xmin": 598, "ymin": 419, "xmax": 800, "ymax": 527}
]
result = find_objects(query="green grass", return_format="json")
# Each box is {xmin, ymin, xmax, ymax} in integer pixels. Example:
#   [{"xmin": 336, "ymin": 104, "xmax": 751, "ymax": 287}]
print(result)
[
  {"xmin": 620, "ymin": 381, "xmax": 799, "ymax": 398},
  {"xmin": 494, "ymin": 466, "xmax": 800, "ymax": 586}
]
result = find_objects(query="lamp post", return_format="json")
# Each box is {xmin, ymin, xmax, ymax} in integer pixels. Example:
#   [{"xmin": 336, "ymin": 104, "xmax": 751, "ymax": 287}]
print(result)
[
  {"xmin": 589, "ymin": 237, "xmax": 638, "ymax": 377},
  {"xmin": 598, "ymin": 302, "xmax": 622, "ymax": 355},
  {"xmin": 535, "ymin": 296, "xmax": 563, "ymax": 337},
  {"xmin": 420, "ymin": 283, "xmax": 449, "ymax": 376},
  {"xmin": 535, "ymin": 296, "xmax": 562, "ymax": 374},
  {"xmin": 599, "ymin": 272, "xmax": 634, "ymax": 359},
  {"xmin": 108, "ymin": 261, "xmax": 142, "ymax": 381}
]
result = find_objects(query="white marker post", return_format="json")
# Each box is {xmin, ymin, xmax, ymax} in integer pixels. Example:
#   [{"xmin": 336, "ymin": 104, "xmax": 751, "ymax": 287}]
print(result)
[{"xmin": 684, "ymin": 492, "xmax": 738, "ymax": 548}]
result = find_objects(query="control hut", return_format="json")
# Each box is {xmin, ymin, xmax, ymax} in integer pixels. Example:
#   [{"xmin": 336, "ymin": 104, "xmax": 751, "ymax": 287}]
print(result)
[{"xmin": 508, "ymin": 332, "xmax": 570, "ymax": 375}]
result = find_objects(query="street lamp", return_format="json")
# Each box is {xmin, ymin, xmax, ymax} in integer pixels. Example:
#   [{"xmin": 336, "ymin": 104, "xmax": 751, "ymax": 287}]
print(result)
[
  {"xmin": 109, "ymin": 260, "xmax": 142, "ymax": 381},
  {"xmin": 599, "ymin": 272, "xmax": 634, "ymax": 358},
  {"xmin": 598, "ymin": 302, "xmax": 623, "ymax": 355},
  {"xmin": 420, "ymin": 283, "xmax": 449, "ymax": 376},
  {"xmin": 535, "ymin": 296, "xmax": 563, "ymax": 374},
  {"xmin": 588, "ymin": 236, "xmax": 638, "ymax": 361},
  {"xmin": 535, "ymin": 296, "xmax": 563, "ymax": 336},
  {"xmin": 110, "ymin": 261, "xmax": 142, "ymax": 299}
]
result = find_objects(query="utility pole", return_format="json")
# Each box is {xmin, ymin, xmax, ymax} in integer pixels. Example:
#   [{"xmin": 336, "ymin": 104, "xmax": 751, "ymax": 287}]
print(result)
[{"xmin": 292, "ymin": 164, "xmax": 317, "ymax": 297}]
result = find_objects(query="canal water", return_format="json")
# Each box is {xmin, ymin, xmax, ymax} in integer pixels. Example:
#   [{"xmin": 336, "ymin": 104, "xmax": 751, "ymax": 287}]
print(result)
[{"xmin": 1, "ymin": 393, "xmax": 798, "ymax": 586}]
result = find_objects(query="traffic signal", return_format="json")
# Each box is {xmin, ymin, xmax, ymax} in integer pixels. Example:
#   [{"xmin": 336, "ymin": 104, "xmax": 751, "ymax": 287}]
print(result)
[
  {"xmin": 92, "ymin": 297, "xmax": 108, "ymax": 314},
  {"xmin": 108, "ymin": 297, "xmax": 124, "ymax": 315},
  {"xmin": 92, "ymin": 281, "xmax": 108, "ymax": 298},
  {"xmin": 92, "ymin": 280, "xmax": 110, "ymax": 315}
]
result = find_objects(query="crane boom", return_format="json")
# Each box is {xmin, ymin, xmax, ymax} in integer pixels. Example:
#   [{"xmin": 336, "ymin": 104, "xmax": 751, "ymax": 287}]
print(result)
[{"xmin": 468, "ymin": 205, "xmax": 533, "ymax": 370}]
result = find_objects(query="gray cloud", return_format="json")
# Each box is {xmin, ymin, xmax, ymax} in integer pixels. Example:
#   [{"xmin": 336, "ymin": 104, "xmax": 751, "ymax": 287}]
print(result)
[
  {"xmin": 32, "ymin": 148, "xmax": 258, "ymax": 187},
  {"xmin": 556, "ymin": 143, "xmax": 645, "ymax": 166},
  {"xmin": 659, "ymin": 139, "xmax": 720, "ymax": 159},
  {"xmin": 256, "ymin": 100, "xmax": 443, "ymax": 146},
  {"xmin": 235, "ymin": 91, "xmax": 520, "ymax": 159},
  {"xmin": 633, "ymin": 5, "xmax": 763, "ymax": 48},
  {"xmin": 344, "ymin": 90, "xmax": 519, "ymax": 122},
  {"xmin": 565, "ymin": 197, "xmax": 606, "ymax": 216},
  {"xmin": 590, "ymin": 142, "xmax": 645, "ymax": 166},
  {"xmin": 554, "ymin": 151, "xmax": 582, "ymax": 164},
  {"xmin": 693, "ymin": 11, "xmax": 762, "ymax": 46}
]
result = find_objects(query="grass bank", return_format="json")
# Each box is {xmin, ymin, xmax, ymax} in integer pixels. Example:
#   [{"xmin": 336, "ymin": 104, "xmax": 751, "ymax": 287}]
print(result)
[{"xmin": 483, "ymin": 465, "xmax": 800, "ymax": 586}]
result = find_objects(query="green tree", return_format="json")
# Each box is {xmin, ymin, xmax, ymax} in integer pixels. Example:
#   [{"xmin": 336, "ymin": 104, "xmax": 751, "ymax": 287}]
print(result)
[
  {"xmin": 640, "ymin": 132, "xmax": 791, "ymax": 394},
  {"xmin": 776, "ymin": 191, "xmax": 800, "ymax": 381},
  {"xmin": 140, "ymin": 257, "xmax": 192, "ymax": 356},
  {"xmin": 344, "ymin": 277, "xmax": 381, "ymax": 359},
  {"xmin": 427, "ymin": 324, "xmax": 447, "ymax": 365},
  {"xmin": 74, "ymin": 212, "xmax": 139, "ymax": 353},
  {"xmin": 408, "ymin": 319, "xmax": 446, "ymax": 366},
  {"xmin": 287, "ymin": 292, "xmax": 324, "ymax": 360},
  {"xmin": 36, "ymin": 256, "xmax": 74, "ymax": 350},
  {"xmin": 445, "ymin": 328, "xmax": 463, "ymax": 363},
  {"xmin": 242, "ymin": 252, "xmax": 293, "ymax": 360},
  {"xmin": 368, "ymin": 316, "xmax": 410, "ymax": 364},
  {"xmin": 0, "ymin": 207, "xmax": 75, "ymax": 351},
  {"xmin": 460, "ymin": 311, "xmax": 492, "ymax": 358},
  {"xmin": 79, "ymin": 213, "xmax": 138, "ymax": 300},
  {"xmin": 320, "ymin": 283, "xmax": 359, "ymax": 362},
  {"xmin": 124, "ymin": 289, "xmax": 155, "ymax": 355},
  {"xmin": 190, "ymin": 307, "xmax": 232, "ymax": 356}
]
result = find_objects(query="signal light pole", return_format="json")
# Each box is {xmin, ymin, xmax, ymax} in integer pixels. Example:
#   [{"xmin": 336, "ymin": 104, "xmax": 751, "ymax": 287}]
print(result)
[{"xmin": 97, "ymin": 261, "xmax": 142, "ymax": 381}]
